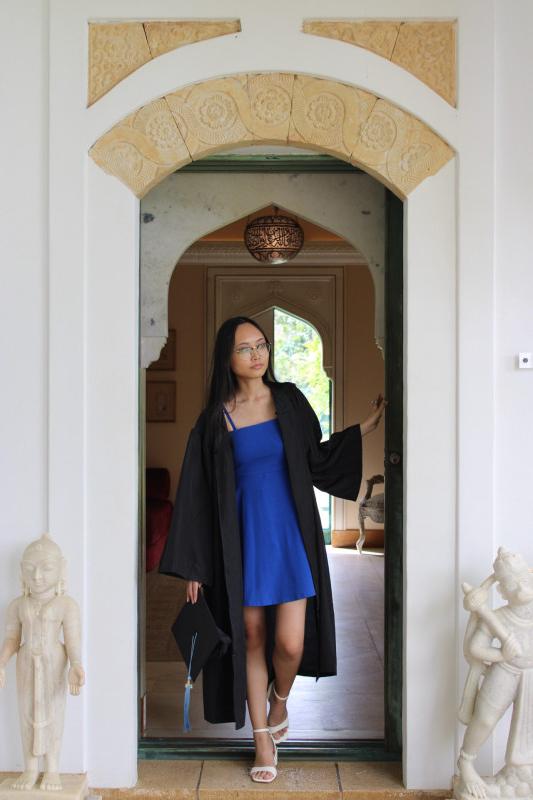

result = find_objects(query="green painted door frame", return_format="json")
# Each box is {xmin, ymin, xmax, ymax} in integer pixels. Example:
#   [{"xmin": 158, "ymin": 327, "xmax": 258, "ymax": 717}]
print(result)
[
  {"xmin": 384, "ymin": 190, "xmax": 403, "ymax": 755},
  {"xmin": 138, "ymin": 157, "xmax": 403, "ymax": 762}
]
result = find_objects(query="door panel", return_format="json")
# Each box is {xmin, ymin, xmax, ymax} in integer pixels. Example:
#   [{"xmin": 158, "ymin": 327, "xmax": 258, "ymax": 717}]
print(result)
[{"xmin": 384, "ymin": 191, "xmax": 404, "ymax": 753}]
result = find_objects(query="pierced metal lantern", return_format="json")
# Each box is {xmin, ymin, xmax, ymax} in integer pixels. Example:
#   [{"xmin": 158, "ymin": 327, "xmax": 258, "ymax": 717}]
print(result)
[{"xmin": 244, "ymin": 214, "xmax": 304, "ymax": 264}]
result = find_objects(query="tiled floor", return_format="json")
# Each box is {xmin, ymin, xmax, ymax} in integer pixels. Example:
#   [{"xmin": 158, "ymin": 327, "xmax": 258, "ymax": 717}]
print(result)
[
  {"xmin": 89, "ymin": 760, "xmax": 452, "ymax": 799},
  {"xmin": 145, "ymin": 547, "xmax": 385, "ymax": 740}
]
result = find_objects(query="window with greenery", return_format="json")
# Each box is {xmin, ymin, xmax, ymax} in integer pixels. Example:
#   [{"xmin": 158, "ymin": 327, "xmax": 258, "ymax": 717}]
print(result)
[{"xmin": 273, "ymin": 308, "xmax": 332, "ymax": 537}]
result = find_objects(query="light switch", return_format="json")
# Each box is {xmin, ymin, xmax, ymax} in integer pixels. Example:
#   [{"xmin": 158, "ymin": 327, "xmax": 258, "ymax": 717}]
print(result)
[{"xmin": 518, "ymin": 353, "xmax": 532, "ymax": 369}]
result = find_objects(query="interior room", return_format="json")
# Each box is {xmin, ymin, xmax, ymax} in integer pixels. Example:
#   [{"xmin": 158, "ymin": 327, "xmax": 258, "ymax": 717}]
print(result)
[{"xmin": 139, "ymin": 156, "xmax": 390, "ymax": 743}]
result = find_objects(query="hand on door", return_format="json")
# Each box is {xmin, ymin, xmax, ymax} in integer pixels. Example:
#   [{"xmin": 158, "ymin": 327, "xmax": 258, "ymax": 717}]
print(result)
[{"xmin": 360, "ymin": 394, "xmax": 387, "ymax": 437}]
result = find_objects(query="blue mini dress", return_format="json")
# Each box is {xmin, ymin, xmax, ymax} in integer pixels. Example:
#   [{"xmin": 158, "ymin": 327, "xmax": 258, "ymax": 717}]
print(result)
[{"xmin": 223, "ymin": 406, "xmax": 316, "ymax": 607}]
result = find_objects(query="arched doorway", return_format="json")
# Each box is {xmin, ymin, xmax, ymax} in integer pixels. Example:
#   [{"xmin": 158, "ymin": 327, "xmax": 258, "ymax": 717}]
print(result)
[
  {"xmin": 72, "ymin": 54, "xmax": 456, "ymax": 785},
  {"xmin": 139, "ymin": 160, "xmax": 403, "ymax": 759}
]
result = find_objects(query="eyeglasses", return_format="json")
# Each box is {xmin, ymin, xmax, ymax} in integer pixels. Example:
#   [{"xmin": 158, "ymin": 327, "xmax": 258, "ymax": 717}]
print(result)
[{"xmin": 233, "ymin": 342, "xmax": 272, "ymax": 359}]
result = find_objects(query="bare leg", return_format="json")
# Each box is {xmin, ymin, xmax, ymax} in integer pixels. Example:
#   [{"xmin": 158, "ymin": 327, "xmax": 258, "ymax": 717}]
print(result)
[
  {"xmin": 11, "ymin": 756, "xmax": 39, "ymax": 791},
  {"xmin": 243, "ymin": 606, "xmax": 276, "ymax": 781},
  {"xmin": 13, "ymin": 684, "xmax": 39, "ymax": 790},
  {"xmin": 458, "ymin": 702, "xmax": 507, "ymax": 799},
  {"xmin": 41, "ymin": 750, "xmax": 62, "ymax": 791},
  {"xmin": 268, "ymin": 598, "xmax": 307, "ymax": 741}
]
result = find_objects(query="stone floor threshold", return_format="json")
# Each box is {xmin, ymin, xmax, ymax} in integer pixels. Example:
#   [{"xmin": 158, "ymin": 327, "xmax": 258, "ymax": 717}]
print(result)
[{"xmin": 90, "ymin": 760, "xmax": 452, "ymax": 799}]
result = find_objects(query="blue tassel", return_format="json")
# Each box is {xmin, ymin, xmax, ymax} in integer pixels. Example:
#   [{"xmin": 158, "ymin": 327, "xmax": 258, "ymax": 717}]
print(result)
[{"xmin": 183, "ymin": 632, "xmax": 198, "ymax": 732}]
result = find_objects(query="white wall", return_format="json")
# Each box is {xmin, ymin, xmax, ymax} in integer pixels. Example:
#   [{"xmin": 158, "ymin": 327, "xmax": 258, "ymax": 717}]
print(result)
[
  {"xmin": 493, "ymin": 0, "xmax": 533, "ymax": 767},
  {"xmin": 453, "ymin": 0, "xmax": 497, "ymax": 779},
  {"xmin": 0, "ymin": 1, "xmax": 51, "ymax": 771},
  {"xmin": 404, "ymin": 160, "xmax": 457, "ymax": 782},
  {"xmin": 3, "ymin": 0, "xmax": 532, "ymax": 791},
  {"xmin": 494, "ymin": 1, "xmax": 533, "ymax": 556}
]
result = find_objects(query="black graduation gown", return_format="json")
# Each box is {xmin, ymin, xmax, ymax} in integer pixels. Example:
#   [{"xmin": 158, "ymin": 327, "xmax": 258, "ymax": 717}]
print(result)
[{"xmin": 159, "ymin": 379, "xmax": 362, "ymax": 729}]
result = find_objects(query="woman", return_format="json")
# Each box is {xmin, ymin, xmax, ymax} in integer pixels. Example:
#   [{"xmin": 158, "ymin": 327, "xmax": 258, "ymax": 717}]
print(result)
[{"xmin": 159, "ymin": 316, "xmax": 386, "ymax": 783}]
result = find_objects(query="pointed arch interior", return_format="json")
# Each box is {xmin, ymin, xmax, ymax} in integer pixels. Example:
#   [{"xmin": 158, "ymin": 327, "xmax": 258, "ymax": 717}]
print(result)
[{"xmin": 140, "ymin": 170, "xmax": 384, "ymax": 367}]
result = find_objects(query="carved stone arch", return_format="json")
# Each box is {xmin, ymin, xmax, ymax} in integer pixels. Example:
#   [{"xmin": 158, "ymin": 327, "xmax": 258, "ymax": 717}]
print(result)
[
  {"xmin": 92, "ymin": 71, "xmax": 453, "ymax": 366},
  {"xmin": 89, "ymin": 72, "xmax": 454, "ymax": 200}
]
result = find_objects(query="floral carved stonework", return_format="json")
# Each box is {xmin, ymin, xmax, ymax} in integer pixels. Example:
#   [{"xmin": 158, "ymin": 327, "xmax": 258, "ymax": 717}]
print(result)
[
  {"xmin": 165, "ymin": 74, "xmax": 294, "ymax": 159},
  {"xmin": 303, "ymin": 19, "xmax": 457, "ymax": 106},
  {"xmin": 89, "ymin": 99, "xmax": 190, "ymax": 197},
  {"xmin": 166, "ymin": 77, "xmax": 254, "ymax": 158},
  {"xmin": 392, "ymin": 22, "xmax": 456, "ymax": 106},
  {"xmin": 303, "ymin": 20, "xmax": 400, "ymax": 60},
  {"xmin": 88, "ymin": 19, "xmax": 455, "ymax": 108},
  {"xmin": 351, "ymin": 99, "xmax": 452, "ymax": 194},
  {"xmin": 87, "ymin": 20, "xmax": 241, "ymax": 106},
  {"xmin": 89, "ymin": 73, "xmax": 454, "ymax": 199},
  {"xmin": 289, "ymin": 76, "xmax": 376, "ymax": 158},
  {"xmin": 88, "ymin": 23, "xmax": 152, "ymax": 106},
  {"xmin": 143, "ymin": 20, "xmax": 240, "ymax": 58}
]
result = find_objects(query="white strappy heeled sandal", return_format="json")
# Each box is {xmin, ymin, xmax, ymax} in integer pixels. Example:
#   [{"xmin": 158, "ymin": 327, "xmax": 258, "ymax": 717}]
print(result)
[
  {"xmin": 267, "ymin": 679, "xmax": 290, "ymax": 743},
  {"xmin": 249, "ymin": 727, "xmax": 278, "ymax": 783}
]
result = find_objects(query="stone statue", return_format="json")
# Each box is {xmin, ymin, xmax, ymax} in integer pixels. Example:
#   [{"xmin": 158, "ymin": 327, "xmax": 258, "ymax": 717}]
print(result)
[
  {"xmin": 0, "ymin": 533, "xmax": 85, "ymax": 792},
  {"xmin": 455, "ymin": 546, "xmax": 533, "ymax": 800}
]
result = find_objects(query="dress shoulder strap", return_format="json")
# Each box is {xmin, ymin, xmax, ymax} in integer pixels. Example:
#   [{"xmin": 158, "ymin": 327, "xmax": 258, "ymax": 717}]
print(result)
[{"xmin": 222, "ymin": 406, "xmax": 237, "ymax": 431}]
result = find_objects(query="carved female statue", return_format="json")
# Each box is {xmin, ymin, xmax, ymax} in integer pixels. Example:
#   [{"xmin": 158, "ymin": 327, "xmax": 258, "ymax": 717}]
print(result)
[{"xmin": 0, "ymin": 533, "xmax": 85, "ymax": 792}]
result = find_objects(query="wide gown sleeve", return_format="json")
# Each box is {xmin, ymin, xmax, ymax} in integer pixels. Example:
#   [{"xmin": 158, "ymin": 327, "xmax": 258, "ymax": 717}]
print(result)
[
  {"xmin": 290, "ymin": 383, "xmax": 363, "ymax": 501},
  {"xmin": 158, "ymin": 425, "xmax": 214, "ymax": 586}
]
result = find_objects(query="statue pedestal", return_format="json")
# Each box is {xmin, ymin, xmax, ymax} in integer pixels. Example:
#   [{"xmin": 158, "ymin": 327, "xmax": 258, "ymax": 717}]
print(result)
[
  {"xmin": 0, "ymin": 774, "xmax": 88, "ymax": 800},
  {"xmin": 454, "ymin": 767, "xmax": 533, "ymax": 799}
]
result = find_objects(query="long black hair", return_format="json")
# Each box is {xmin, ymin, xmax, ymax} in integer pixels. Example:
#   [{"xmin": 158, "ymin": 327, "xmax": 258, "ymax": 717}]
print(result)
[{"xmin": 204, "ymin": 316, "xmax": 279, "ymax": 450}]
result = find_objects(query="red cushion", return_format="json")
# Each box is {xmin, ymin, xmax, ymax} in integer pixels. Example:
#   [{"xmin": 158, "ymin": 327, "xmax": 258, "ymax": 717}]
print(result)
[
  {"xmin": 146, "ymin": 468, "xmax": 170, "ymax": 500},
  {"xmin": 146, "ymin": 500, "xmax": 173, "ymax": 572}
]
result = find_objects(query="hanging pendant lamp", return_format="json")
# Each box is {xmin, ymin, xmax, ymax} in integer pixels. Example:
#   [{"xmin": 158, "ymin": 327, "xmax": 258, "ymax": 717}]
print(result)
[{"xmin": 244, "ymin": 211, "xmax": 304, "ymax": 265}]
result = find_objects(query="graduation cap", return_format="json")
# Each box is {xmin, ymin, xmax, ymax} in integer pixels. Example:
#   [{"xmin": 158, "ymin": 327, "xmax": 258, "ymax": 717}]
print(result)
[{"xmin": 171, "ymin": 591, "xmax": 231, "ymax": 732}]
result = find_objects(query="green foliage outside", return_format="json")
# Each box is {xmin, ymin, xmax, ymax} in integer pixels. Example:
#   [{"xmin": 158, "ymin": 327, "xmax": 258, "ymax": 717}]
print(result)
[
  {"xmin": 273, "ymin": 309, "xmax": 331, "ymax": 437},
  {"xmin": 272, "ymin": 309, "xmax": 332, "ymax": 535}
]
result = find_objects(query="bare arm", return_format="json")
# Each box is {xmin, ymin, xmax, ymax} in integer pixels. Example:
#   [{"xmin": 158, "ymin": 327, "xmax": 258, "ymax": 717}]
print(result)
[
  {"xmin": 0, "ymin": 601, "xmax": 22, "ymax": 688},
  {"xmin": 0, "ymin": 635, "xmax": 20, "ymax": 666},
  {"xmin": 62, "ymin": 599, "xmax": 82, "ymax": 665},
  {"xmin": 360, "ymin": 394, "xmax": 387, "ymax": 437},
  {"xmin": 63, "ymin": 598, "xmax": 85, "ymax": 695},
  {"xmin": 468, "ymin": 627, "xmax": 504, "ymax": 664}
]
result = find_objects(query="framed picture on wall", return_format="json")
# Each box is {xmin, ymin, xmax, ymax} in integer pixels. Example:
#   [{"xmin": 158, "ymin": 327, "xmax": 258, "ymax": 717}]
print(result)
[
  {"xmin": 146, "ymin": 381, "xmax": 176, "ymax": 422},
  {"xmin": 148, "ymin": 329, "xmax": 176, "ymax": 371}
]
